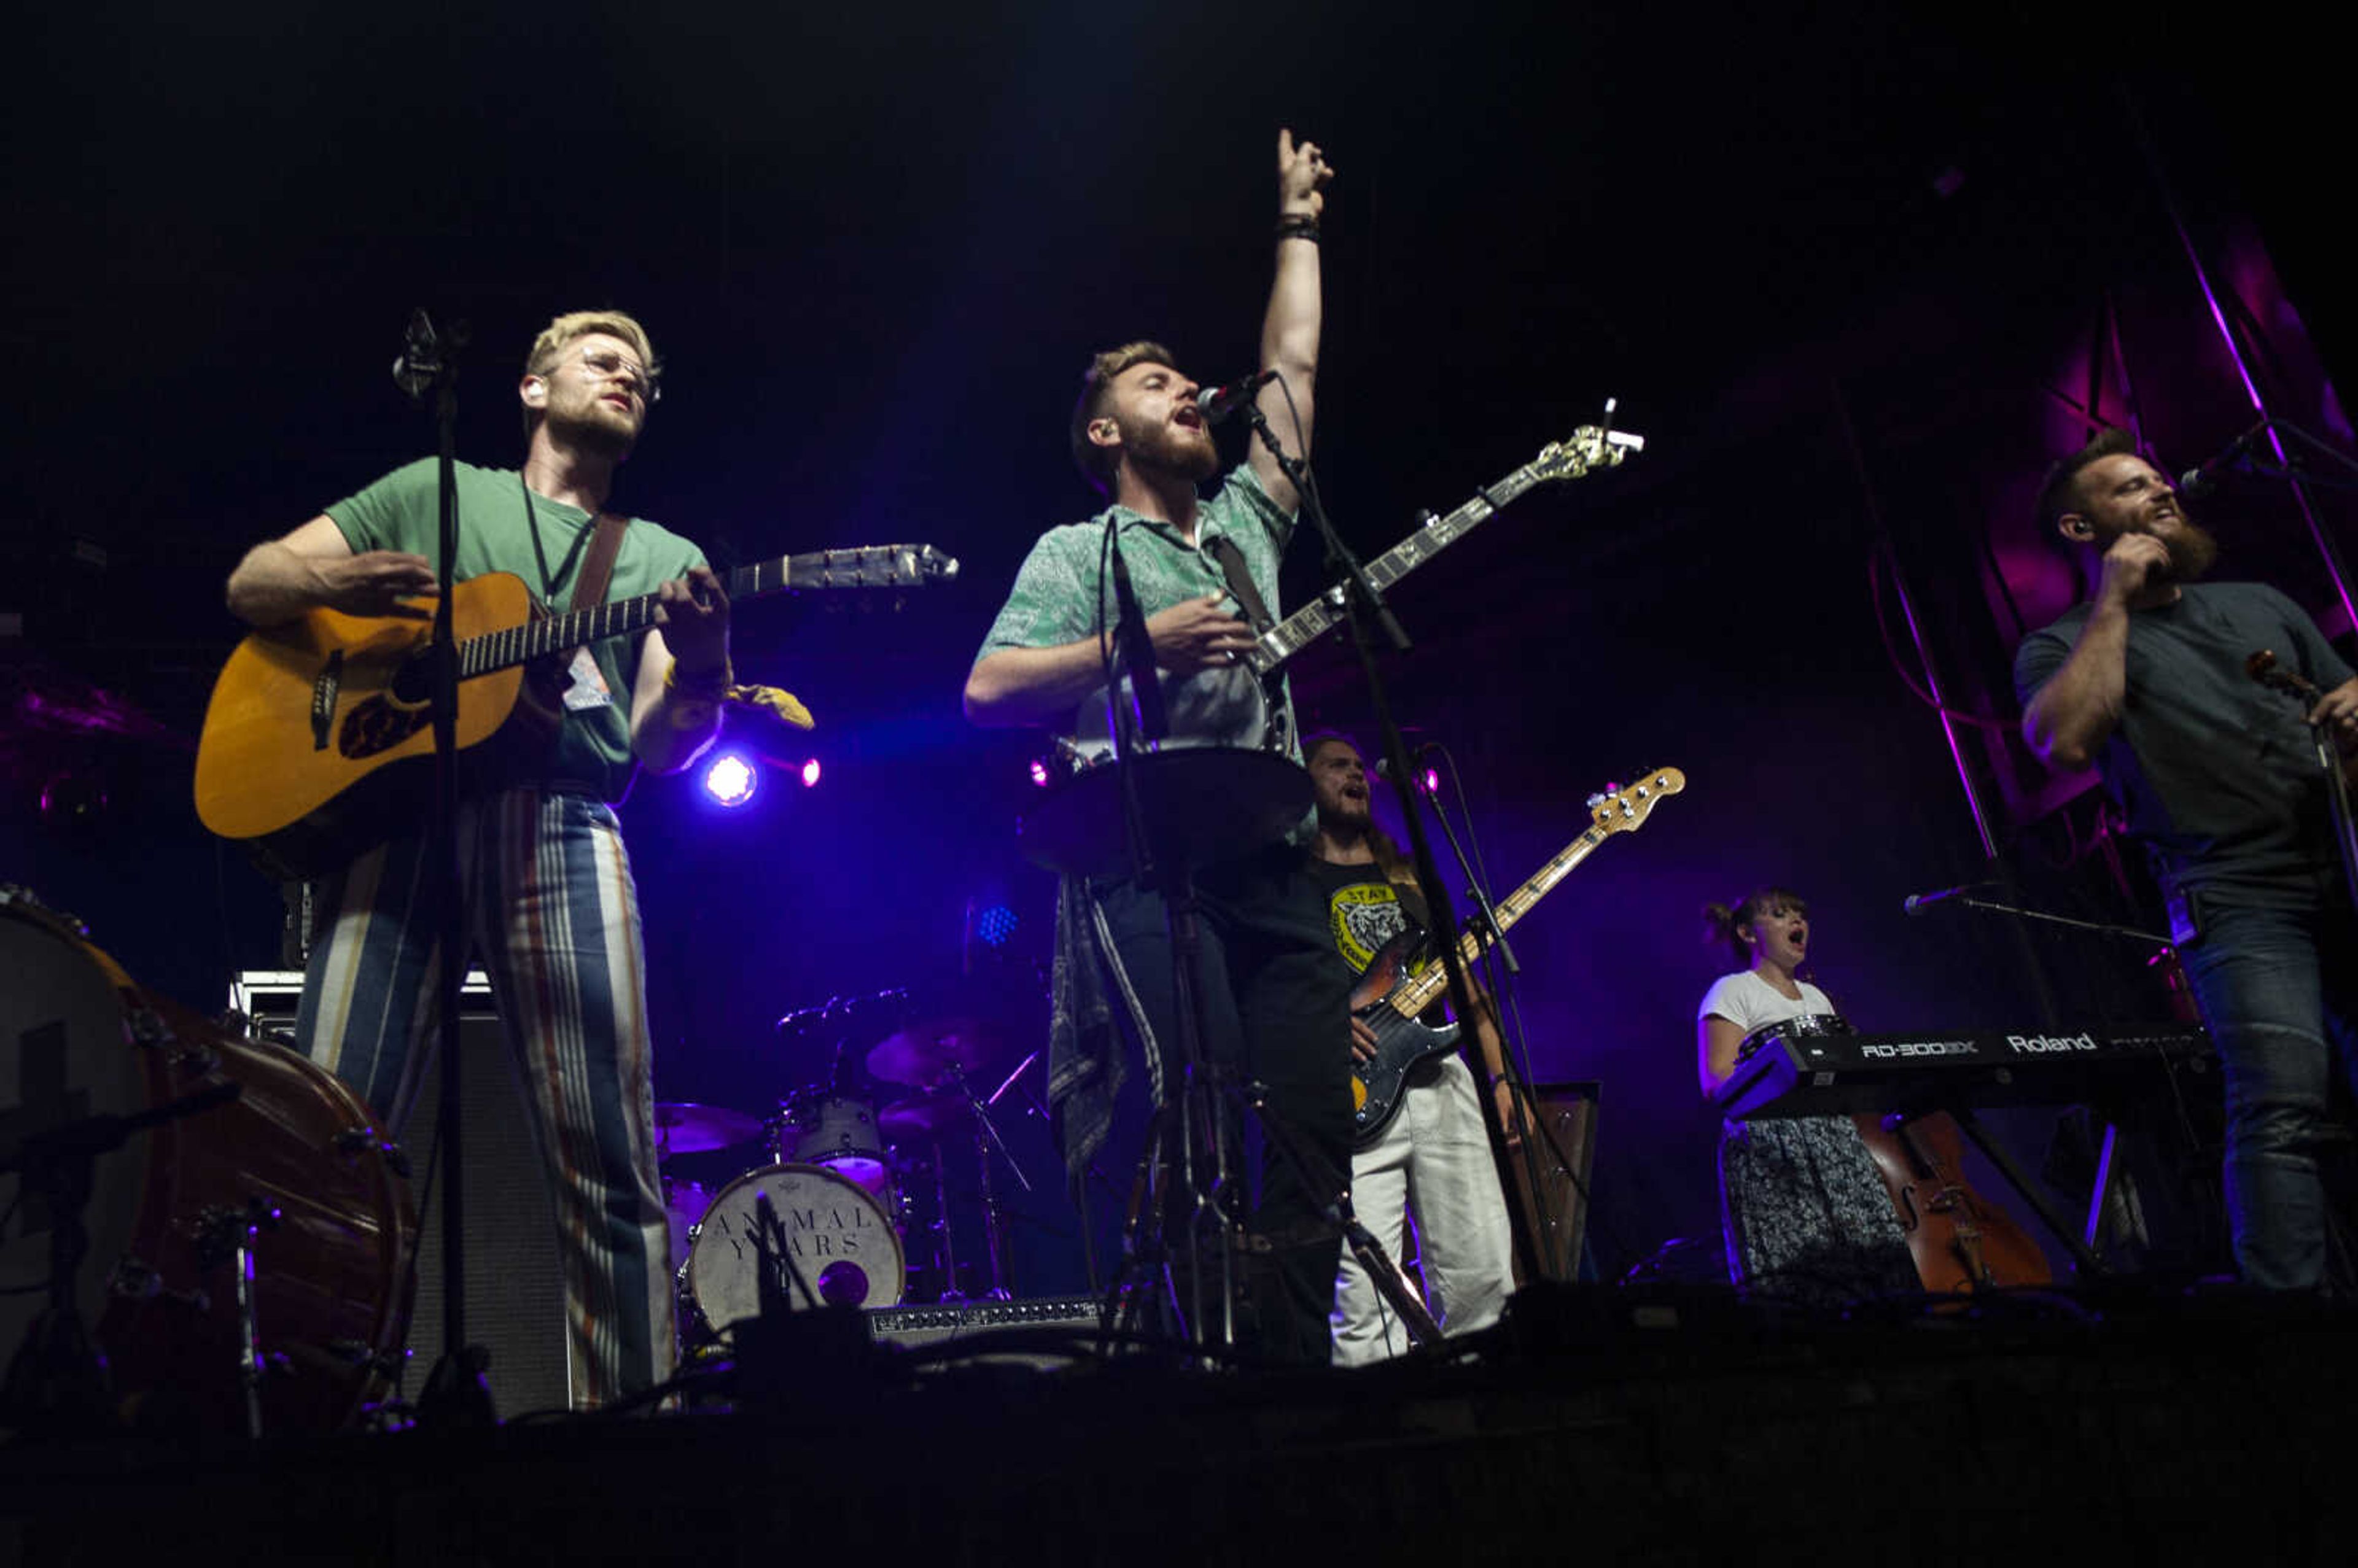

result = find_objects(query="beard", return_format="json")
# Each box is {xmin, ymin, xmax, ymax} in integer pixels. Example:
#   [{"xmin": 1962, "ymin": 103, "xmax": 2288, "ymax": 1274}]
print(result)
[
  {"xmin": 1118, "ymin": 412, "xmax": 1220, "ymax": 484},
  {"xmin": 2146, "ymin": 516, "xmax": 2220, "ymax": 583},
  {"xmin": 547, "ymin": 398, "xmax": 639, "ymax": 461},
  {"xmin": 1316, "ymin": 795, "xmax": 1372, "ymax": 834}
]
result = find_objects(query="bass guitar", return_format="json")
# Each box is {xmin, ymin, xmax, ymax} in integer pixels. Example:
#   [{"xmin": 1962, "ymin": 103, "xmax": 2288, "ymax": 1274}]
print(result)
[
  {"xmin": 1349, "ymin": 766, "xmax": 1684, "ymax": 1147},
  {"xmin": 195, "ymin": 544, "xmax": 956, "ymax": 874}
]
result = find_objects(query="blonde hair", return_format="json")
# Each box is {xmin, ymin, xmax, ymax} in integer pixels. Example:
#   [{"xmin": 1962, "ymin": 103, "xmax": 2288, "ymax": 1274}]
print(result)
[
  {"xmin": 1070, "ymin": 340, "xmax": 1175, "ymax": 493},
  {"xmin": 524, "ymin": 309, "xmax": 658, "ymax": 379}
]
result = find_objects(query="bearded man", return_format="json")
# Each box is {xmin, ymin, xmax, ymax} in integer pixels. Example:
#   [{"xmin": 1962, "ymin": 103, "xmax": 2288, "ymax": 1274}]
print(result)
[
  {"xmin": 225, "ymin": 309, "xmax": 730, "ymax": 1403},
  {"xmin": 2015, "ymin": 427, "xmax": 2358, "ymax": 1291},
  {"xmin": 965, "ymin": 129, "xmax": 1348, "ymax": 1362}
]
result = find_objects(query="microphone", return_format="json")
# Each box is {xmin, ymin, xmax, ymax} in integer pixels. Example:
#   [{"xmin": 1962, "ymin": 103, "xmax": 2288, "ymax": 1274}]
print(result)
[
  {"xmin": 2176, "ymin": 421, "xmax": 2270, "ymax": 499},
  {"xmin": 1902, "ymin": 882, "xmax": 1994, "ymax": 916},
  {"xmin": 392, "ymin": 308, "xmax": 440, "ymax": 402},
  {"xmin": 1374, "ymin": 751, "xmax": 1434, "ymax": 790},
  {"xmin": 1196, "ymin": 370, "xmax": 1278, "ymax": 426}
]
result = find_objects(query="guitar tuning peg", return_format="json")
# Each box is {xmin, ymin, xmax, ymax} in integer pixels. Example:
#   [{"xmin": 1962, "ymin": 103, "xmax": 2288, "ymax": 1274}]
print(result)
[{"xmin": 1584, "ymin": 793, "xmax": 1606, "ymax": 810}]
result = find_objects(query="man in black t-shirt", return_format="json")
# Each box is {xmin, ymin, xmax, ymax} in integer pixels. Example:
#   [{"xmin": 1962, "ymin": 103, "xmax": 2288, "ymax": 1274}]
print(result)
[
  {"xmin": 1303, "ymin": 734, "xmax": 1521, "ymax": 1360},
  {"xmin": 2015, "ymin": 428, "xmax": 2358, "ymax": 1290}
]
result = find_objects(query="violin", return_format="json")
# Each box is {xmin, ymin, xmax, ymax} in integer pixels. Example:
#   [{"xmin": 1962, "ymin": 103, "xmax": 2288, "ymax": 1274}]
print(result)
[{"xmin": 1852, "ymin": 1111, "xmax": 2053, "ymax": 1294}]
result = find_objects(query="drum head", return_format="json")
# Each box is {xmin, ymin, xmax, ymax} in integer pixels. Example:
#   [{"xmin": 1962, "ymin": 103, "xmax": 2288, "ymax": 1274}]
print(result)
[
  {"xmin": 685, "ymin": 1163, "xmax": 903, "ymax": 1331},
  {"xmin": 1, "ymin": 905, "xmax": 153, "ymax": 1341},
  {"xmin": 779, "ymin": 1095, "xmax": 890, "ymax": 1195}
]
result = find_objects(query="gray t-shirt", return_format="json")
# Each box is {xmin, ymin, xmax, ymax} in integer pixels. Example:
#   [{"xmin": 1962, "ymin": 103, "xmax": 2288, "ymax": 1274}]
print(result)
[{"xmin": 2012, "ymin": 581, "xmax": 2354, "ymax": 901}]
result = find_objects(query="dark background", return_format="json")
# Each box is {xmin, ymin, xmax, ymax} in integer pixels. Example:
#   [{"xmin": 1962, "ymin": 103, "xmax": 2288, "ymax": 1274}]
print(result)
[{"xmin": 9, "ymin": 6, "xmax": 2353, "ymax": 1289}]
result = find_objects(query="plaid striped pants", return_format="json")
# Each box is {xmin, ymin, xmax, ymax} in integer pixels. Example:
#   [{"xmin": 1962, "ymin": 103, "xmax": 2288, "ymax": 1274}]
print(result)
[{"xmin": 295, "ymin": 785, "xmax": 675, "ymax": 1408}]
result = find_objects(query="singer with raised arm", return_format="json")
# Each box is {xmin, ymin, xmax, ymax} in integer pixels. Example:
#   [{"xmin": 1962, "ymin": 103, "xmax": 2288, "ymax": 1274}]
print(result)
[
  {"xmin": 1697, "ymin": 889, "xmax": 1920, "ymax": 1302},
  {"xmin": 2015, "ymin": 427, "xmax": 2358, "ymax": 1293},
  {"xmin": 220, "ymin": 309, "xmax": 734, "ymax": 1405},
  {"xmin": 963, "ymin": 129, "xmax": 1349, "ymax": 1362}
]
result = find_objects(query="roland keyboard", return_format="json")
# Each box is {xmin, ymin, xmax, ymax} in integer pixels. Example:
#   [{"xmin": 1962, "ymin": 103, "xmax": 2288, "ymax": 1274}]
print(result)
[{"xmin": 1714, "ymin": 1023, "xmax": 2214, "ymax": 1120}]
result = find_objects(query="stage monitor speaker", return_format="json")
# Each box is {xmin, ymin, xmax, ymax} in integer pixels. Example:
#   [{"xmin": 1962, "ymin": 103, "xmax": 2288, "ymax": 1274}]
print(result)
[
  {"xmin": 1505, "ymin": 1079, "xmax": 1600, "ymax": 1285},
  {"xmin": 233, "ymin": 971, "xmax": 570, "ymax": 1416}
]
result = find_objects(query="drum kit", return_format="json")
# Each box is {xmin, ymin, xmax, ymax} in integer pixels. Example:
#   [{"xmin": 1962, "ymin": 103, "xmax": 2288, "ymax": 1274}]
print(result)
[
  {"xmin": 1, "ymin": 887, "xmax": 413, "ymax": 1437},
  {"xmin": 662, "ymin": 989, "xmax": 1039, "ymax": 1346}
]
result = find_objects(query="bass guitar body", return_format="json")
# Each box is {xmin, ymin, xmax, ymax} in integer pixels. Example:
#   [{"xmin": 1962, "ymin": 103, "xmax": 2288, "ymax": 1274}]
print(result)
[{"xmin": 1347, "ymin": 931, "xmax": 1462, "ymax": 1148}]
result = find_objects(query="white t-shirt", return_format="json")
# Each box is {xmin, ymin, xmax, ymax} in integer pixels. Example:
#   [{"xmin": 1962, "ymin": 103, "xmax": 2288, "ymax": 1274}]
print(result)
[{"xmin": 1697, "ymin": 969, "xmax": 1837, "ymax": 1037}]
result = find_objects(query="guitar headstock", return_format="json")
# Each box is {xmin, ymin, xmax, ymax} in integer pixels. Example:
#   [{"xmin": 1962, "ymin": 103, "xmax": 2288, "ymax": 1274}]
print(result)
[
  {"xmin": 786, "ymin": 545, "xmax": 960, "ymax": 591},
  {"xmin": 1588, "ymin": 766, "xmax": 1684, "ymax": 834},
  {"xmin": 1530, "ymin": 424, "xmax": 1646, "ymax": 484}
]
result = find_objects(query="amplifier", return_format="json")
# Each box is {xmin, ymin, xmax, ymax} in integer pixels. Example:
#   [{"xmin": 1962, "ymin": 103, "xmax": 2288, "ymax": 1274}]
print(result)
[
  {"xmin": 865, "ymin": 1296, "xmax": 1105, "ymax": 1370},
  {"xmin": 233, "ymin": 969, "xmax": 572, "ymax": 1415}
]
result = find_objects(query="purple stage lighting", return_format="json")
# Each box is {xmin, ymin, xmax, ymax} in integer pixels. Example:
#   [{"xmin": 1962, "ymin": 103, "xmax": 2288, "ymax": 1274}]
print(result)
[
  {"xmin": 1029, "ymin": 758, "xmax": 1052, "ymax": 788},
  {"xmin": 800, "ymin": 758, "xmax": 822, "ymax": 788},
  {"xmin": 702, "ymin": 753, "xmax": 758, "ymax": 807},
  {"xmin": 1423, "ymin": 767, "xmax": 1440, "ymax": 794}
]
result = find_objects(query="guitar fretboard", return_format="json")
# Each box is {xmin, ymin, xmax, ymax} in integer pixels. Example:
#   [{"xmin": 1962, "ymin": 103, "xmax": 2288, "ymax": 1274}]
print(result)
[
  {"xmin": 453, "ymin": 546, "xmax": 951, "ymax": 678},
  {"xmin": 1388, "ymin": 827, "xmax": 1608, "ymax": 1019},
  {"xmin": 1243, "ymin": 425, "xmax": 1634, "ymax": 677}
]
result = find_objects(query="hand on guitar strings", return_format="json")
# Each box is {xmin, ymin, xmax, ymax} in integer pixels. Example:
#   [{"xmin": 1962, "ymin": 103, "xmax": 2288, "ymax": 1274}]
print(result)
[
  {"xmin": 320, "ymin": 549, "xmax": 438, "ymax": 618},
  {"xmin": 653, "ymin": 564, "xmax": 733, "ymax": 676},
  {"xmin": 1146, "ymin": 592, "xmax": 1256, "ymax": 675}
]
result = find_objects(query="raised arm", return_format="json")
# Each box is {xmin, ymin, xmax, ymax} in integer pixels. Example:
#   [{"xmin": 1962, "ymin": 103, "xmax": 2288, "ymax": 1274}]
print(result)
[
  {"xmin": 224, "ymin": 514, "xmax": 438, "ymax": 627},
  {"xmin": 2020, "ymin": 530, "xmax": 2171, "ymax": 770},
  {"xmin": 1248, "ymin": 127, "xmax": 1333, "ymax": 515}
]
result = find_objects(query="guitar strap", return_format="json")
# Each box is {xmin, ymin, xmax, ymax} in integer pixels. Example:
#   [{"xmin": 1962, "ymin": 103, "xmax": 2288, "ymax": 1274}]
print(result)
[
  {"xmin": 570, "ymin": 511, "xmax": 629, "ymax": 614},
  {"xmin": 1203, "ymin": 534, "xmax": 1273, "ymax": 634}
]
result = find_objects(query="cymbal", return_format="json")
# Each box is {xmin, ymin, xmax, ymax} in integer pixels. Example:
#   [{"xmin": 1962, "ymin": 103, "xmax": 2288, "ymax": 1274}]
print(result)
[
  {"xmin": 653, "ymin": 1101, "xmax": 764, "ymax": 1154},
  {"xmin": 877, "ymin": 1091, "xmax": 973, "ymax": 1141},
  {"xmin": 865, "ymin": 1017, "xmax": 1002, "ymax": 1087}
]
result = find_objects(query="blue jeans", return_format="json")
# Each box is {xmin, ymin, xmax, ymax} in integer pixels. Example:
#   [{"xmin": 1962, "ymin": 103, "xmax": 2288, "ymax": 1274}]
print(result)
[{"xmin": 2174, "ymin": 896, "xmax": 2358, "ymax": 1290}]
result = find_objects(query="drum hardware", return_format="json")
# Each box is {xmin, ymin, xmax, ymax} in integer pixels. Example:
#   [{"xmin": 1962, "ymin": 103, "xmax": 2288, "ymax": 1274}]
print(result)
[{"xmin": 333, "ymin": 1126, "xmax": 413, "ymax": 1178}]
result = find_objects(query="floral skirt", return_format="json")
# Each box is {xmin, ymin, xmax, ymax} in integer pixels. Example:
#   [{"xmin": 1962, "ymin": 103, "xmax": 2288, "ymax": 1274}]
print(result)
[{"xmin": 1719, "ymin": 1115, "xmax": 1920, "ymax": 1302}]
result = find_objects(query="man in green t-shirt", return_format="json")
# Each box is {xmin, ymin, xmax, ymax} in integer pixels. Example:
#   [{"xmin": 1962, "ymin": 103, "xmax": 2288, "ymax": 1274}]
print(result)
[
  {"xmin": 965, "ymin": 129, "xmax": 1352, "ymax": 1363},
  {"xmin": 224, "ymin": 308, "xmax": 731, "ymax": 1406}
]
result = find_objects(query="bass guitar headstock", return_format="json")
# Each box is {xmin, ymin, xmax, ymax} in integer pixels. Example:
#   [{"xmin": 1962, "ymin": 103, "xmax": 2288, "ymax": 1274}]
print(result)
[
  {"xmin": 1588, "ymin": 766, "xmax": 1684, "ymax": 835},
  {"xmin": 1530, "ymin": 423, "xmax": 1646, "ymax": 484}
]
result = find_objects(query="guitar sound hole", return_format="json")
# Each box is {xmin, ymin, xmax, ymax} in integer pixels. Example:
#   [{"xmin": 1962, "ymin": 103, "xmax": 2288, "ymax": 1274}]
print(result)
[{"xmin": 389, "ymin": 657, "xmax": 432, "ymax": 707}]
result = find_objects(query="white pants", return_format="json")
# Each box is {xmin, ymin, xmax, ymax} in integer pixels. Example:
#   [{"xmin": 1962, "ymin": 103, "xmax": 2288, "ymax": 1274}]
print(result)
[{"xmin": 1331, "ymin": 1055, "xmax": 1516, "ymax": 1364}]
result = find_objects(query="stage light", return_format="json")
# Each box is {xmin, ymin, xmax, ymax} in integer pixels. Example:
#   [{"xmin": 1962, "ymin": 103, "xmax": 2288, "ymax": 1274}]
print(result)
[
  {"xmin": 702, "ymin": 753, "xmax": 758, "ymax": 807},
  {"xmin": 800, "ymin": 758, "xmax": 822, "ymax": 788},
  {"xmin": 1029, "ymin": 759, "xmax": 1052, "ymax": 788},
  {"xmin": 1423, "ymin": 767, "xmax": 1440, "ymax": 795},
  {"xmin": 976, "ymin": 904, "xmax": 1019, "ymax": 947}
]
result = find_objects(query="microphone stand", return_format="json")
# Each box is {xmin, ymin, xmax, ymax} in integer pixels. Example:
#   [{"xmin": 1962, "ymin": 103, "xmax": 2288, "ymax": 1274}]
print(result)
[
  {"xmin": 2183, "ymin": 414, "xmax": 2358, "ymax": 642},
  {"xmin": 1240, "ymin": 394, "xmax": 1547, "ymax": 1294},
  {"xmin": 395, "ymin": 310, "xmax": 496, "ymax": 1430}
]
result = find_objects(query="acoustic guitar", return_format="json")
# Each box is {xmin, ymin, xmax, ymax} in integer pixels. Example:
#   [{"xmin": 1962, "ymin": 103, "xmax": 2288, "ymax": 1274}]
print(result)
[{"xmin": 194, "ymin": 544, "xmax": 955, "ymax": 874}]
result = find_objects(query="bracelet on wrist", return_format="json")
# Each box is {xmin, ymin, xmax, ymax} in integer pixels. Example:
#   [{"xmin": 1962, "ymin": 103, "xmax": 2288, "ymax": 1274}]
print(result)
[{"xmin": 1275, "ymin": 214, "xmax": 1321, "ymax": 244}]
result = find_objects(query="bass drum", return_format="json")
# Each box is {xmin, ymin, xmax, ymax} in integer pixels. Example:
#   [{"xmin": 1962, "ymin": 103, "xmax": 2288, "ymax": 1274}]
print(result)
[
  {"xmin": 0, "ymin": 894, "xmax": 414, "ymax": 1433},
  {"xmin": 683, "ymin": 1163, "xmax": 903, "ymax": 1334}
]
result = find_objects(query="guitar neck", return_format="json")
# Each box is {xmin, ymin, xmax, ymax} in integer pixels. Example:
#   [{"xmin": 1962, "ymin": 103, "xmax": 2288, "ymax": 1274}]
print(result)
[
  {"xmin": 455, "ymin": 546, "xmax": 948, "ymax": 677},
  {"xmin": 1388, "ymin": 825, "xmax": 1609, "ymax": 1019},
  {"xmin": 1245, "ymin": 462, "xmax": 1554, "ymax": 675}
]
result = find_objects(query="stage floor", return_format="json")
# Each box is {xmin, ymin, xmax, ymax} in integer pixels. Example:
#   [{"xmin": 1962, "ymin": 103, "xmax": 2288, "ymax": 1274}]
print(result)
[{"xmin": 3, "ymin": 1281, "xmax": 2347, "ymax": 1565}]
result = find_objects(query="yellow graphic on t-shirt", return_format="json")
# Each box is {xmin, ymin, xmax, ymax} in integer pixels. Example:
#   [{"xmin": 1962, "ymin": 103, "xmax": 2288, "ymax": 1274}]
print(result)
[{"xmin": 1329, "ymin": 880, "xmax": 1410, "ymax": 975}]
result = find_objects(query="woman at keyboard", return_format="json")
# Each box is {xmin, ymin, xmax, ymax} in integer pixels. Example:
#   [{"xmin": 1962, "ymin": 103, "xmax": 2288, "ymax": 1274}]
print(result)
[{"xmin": 1696, "ymin": 887, "xmax": 1918, "ymax": 1303}]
